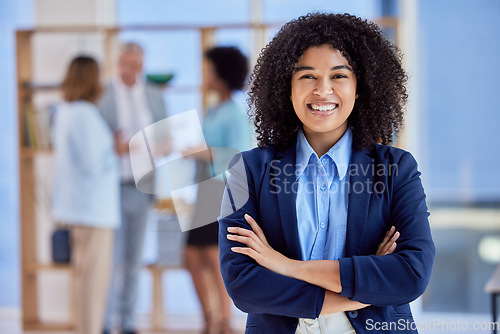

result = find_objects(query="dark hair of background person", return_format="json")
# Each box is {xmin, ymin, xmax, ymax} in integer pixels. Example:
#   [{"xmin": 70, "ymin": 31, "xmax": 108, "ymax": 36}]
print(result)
[
  {"xmin": 205, "ymin": 46, "xmax": 248, "ymax": 91},
  {"xmin": 249, "ymin": 12, "xmax": 408, "ymax": 150},
  {"xmin": 62, "ymin": 55, "xmax": 102, "ymax": 103}
]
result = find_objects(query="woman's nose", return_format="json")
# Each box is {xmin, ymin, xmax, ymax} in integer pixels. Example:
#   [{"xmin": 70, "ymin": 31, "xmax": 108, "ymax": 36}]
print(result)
[{"xmin": 314, "ymin": 79, "xmax": 334, "ymax": 96}]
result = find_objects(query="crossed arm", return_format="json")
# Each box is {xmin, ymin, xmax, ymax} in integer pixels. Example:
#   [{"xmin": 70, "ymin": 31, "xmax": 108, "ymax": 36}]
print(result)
[{"xmin": 227, "ymin": 214, "xmax": 400, "ymax": 314}]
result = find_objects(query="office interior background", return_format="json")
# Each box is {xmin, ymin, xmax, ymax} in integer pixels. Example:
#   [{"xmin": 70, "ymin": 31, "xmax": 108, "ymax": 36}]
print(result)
[{"xmin": 1, "ymin": 0, "xmax": 500, "ymax": 333}]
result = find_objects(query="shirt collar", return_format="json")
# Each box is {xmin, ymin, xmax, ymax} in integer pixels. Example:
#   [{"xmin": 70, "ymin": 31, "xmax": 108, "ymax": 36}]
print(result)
[
  {"xmin": 113, "ymin": 76, "xmax": 144, "ymax": 94},
  {"xmin": 295, "ymin": 127, "xmax": 353, "ymax": 181},
  {"xmin": 324, "ymin": 127, "xmax": 352, "ymax": 181},
  {"xmin": 295, "ymin": 129, "xmax": 316, "ymax": 180}
]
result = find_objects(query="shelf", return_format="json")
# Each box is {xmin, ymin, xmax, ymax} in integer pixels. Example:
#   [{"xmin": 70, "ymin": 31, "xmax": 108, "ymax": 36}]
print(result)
[
  {"xmin": 23, "ymin": 322, "xmax": 73, "ymax": 331},
  {"xmin": 19, "ymin": 22, "xmax": 285, "ymax": 34},
  {"xmin": 19, "ymin": 81, "xmax": 200, "ymax": 94},
  {"xmin": 24, "ymin": 262, "xmax": 73, "ymax": 274},
  {"xmin": 20, "ymin": 82, "xmax": 61, "ymax": 94},
  {"xmin": 20, "ymin": 147, "xmax": 53, "ymax": 158}
]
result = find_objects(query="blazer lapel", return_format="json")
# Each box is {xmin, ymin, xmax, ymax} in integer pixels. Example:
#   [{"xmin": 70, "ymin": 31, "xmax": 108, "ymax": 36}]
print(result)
[
  {"xmin": 97, "ymin": 83, "xmax": 119, "ymax": 131},
  {"xmin": 272, "ymin": 145, "xmax": 303, "ymax": 261},
  {"xmin": 345, "ymin": 146, "xmax": 374, "ymax": 257},
  {"xmin": 144, "ymin": 85, "xmax": 157, "ymax": 121}
]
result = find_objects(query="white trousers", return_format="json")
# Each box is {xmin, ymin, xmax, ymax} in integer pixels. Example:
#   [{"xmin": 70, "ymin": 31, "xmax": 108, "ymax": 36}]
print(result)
[
  {"xmin": 296, "ymin": 312, "xmax": 356, "ymax": 334},
  {"xmin": 72, "ymin": 225, "xmax": 113, "ymax": 334}
]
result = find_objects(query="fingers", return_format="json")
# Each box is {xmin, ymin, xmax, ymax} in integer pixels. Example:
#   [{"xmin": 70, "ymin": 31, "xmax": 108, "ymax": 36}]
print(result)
[
  {"xmin": 227, "ymin": 226, "xmax": 255, "ymax": 238},
  {"xmin": 381, "ymin": 226, "xmax": 396, "ymax": 245},
  {"xmin": 385, "ymin": 240, "xmax": 398, "ymax": 255},
  {"xmin": 388, "ymin": 229, "xmax": 400, "ymax": 245},
  {"xmin": 244, "ymin": 214, "xmax": 268, "ymax": 243},
  {"xmin": 231, "ymin": 246, "xmax": 259, "ymax": 260},
  {"xmin": 383, "ymin": 230, "xmax": 400, "ymax": 255},
  {"xmin": 376, "ymin": 226, "xmax": 400, "ymax": 256},
  {"xmin": 226, "ymin": 232, "xmax": 262, "ymax": 250},
  {"xmin": 227, "ymin": 213, "xmax": 268, "ymax": 249},
  {"xmin": 375, "ymin": 226, "xmax": 395, "ymax": 255},
  {"xmin": 228, "ymin": 214, "xmax": 268, "ymax": 258}
]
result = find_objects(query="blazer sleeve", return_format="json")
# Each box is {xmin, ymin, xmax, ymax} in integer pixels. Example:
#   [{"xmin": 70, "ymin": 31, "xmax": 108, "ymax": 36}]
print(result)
[
  {"xmin": 218, "ymin": 152, "xmax": 325, "ymax": 319},
  {"xmin": 339, "ymin": 151, "xmax": 435, "ymax": 306}
]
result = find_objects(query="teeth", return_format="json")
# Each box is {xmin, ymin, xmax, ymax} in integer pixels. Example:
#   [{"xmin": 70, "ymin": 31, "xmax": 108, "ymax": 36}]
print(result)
[{"xmin": 309, "ymin": 103, "xmax": 337, "ymax": 111}]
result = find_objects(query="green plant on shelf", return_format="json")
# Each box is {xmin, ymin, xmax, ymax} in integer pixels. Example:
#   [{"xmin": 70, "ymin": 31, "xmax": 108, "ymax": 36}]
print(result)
[{"xmin": 146, "ymin": 73, "xmax": 174, "ymax": 85}]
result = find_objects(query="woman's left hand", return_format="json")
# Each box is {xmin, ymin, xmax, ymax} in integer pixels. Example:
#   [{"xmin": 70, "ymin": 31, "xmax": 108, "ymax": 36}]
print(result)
[{"xmin": 228, "ymin": 214, "xmax": 293, "ymax": 277}]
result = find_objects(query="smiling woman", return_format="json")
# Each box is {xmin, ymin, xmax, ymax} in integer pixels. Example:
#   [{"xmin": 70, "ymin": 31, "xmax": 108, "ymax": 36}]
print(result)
[{"xmin": 218, "ymin": 13, "xmax": 434, "ymax": 334}]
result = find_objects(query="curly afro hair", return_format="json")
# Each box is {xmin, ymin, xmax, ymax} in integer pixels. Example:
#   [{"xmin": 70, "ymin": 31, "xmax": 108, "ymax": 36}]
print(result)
[
  {"xmin": 205, "ymin": 46, "xmax": 248, "ymax": 91},
  {"xmin": 249, "ymin": 13, "xmax": 408, "ymax": 150}
]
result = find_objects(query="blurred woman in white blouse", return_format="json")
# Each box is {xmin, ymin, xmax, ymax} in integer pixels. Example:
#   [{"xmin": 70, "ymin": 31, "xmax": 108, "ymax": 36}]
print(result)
[{"xmin": 52, "ymin": 55, "xmax": 120, "ymax": 334}]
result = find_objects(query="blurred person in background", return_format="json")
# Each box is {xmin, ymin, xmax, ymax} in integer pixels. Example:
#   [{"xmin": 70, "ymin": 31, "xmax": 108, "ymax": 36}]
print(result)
[
  {"xmin": 182, "ymin": 46, "xmax": 252, "ymax": 334},
  {"xmin": 52, "ymin": 55, "xmax": 120, "ymax": 334},
  {"xmin": 98, "ymin": 42, "xmax": 167, "ymax": 334}
]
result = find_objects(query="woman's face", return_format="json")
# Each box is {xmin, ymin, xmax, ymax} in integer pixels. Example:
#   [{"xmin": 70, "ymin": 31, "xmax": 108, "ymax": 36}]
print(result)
[{"xmin": 291, "ymin": 44, "xmax": 357, "ymax": 140}]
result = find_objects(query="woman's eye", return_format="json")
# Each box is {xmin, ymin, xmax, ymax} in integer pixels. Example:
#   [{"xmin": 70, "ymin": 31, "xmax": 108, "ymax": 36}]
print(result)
[
  {"xmin": 332, "ymin": 74, "xmax": 348, "ymax": 79},
  {"xmin": 299, "ymin": 74, "xmax": 315, "ymax": 79}
]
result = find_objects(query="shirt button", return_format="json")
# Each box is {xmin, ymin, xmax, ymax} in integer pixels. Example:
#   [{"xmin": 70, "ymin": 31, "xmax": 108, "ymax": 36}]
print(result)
[
  {"xmin": 348, "ymin": 310, "xmax": 358, "ymax": 318},
  {"xmin": 321, "ymin": 158, "xmax": 327, "ymax": 165},
  {"xmin": 320, "ymin": 184, "xmax": 327, "ymax": 191},
  {"xmin": 320, "ymin": 222, "xmax": 326, "ymax": 229}
]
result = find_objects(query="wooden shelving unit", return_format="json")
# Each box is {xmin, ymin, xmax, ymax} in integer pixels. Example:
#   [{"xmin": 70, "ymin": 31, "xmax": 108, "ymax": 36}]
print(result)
[
  {"xmin": 16, "ymin": 18, "xmax": 399, "ymax": 331},
  {"xmin": 15, "ymin": 22, "xmax": 278, "ymax": 331}
]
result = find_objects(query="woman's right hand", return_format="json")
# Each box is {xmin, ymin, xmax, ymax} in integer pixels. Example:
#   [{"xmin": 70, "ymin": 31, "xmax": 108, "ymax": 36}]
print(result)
[{"xmin": 375, "ymin": 226, "xmax": 400, "ymax": 256}]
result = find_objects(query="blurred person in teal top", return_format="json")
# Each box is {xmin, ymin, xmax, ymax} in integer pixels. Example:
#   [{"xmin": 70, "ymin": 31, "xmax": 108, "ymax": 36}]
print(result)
[
  {"xmin": 52, "ymin": 56, "xmax": 119, "ymax": 334},
  {"xmin": 203, "ymin": 97, "xmax": 251, "ymax": 158},
  {"xmin": 182, "ymin": 46, "xmax": 252, "ymax": 334}
]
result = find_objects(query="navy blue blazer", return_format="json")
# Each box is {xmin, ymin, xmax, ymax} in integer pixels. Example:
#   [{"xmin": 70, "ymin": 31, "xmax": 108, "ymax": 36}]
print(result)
[{"xmin": 218, "ymin": 139, "xmax": 435, "ymax": 334}]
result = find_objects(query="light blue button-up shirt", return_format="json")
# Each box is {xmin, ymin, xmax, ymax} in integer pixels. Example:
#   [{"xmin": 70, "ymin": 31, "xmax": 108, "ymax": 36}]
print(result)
[{"xmin": 295, "ymin": 128, "xmax": 352, "ymax": 261}]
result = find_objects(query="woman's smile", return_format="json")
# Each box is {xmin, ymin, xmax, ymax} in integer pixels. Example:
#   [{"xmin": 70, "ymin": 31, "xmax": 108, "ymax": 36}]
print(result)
[{"xmin": 307, "ymin": 102, "xmax": 339, "ymax": 115}]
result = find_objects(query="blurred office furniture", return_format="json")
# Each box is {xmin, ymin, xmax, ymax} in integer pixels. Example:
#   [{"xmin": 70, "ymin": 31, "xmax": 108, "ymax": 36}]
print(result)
[
  {"xmin": 145, "ymin": 198, "xmax": 187, "ymax": 330},
  {"xmin": 16, "ymin": 18, "xmax": 398, "ymax": 331},
  {"xmin": 424, "ymin": 206, "xmax": 500, "ymax": 314},
  {"xmin": 485, "ymin": 264, "xmax": 500, "ymax": 334}
]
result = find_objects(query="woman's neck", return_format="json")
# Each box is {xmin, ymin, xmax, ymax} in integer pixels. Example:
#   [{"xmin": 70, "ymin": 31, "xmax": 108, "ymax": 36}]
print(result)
[{"xmin": 303, "ymin": 126, "xmax": 347, "ymax": 158}]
